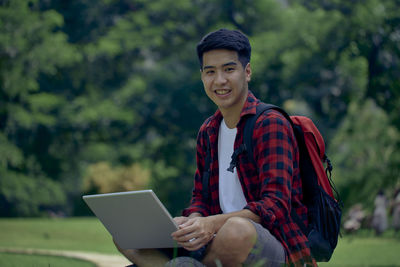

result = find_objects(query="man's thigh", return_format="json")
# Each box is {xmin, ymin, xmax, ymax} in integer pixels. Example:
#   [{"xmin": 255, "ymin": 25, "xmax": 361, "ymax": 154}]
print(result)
[{"xmin": 244, "ymin": 220, "xmax": 286, "ymax": 267}]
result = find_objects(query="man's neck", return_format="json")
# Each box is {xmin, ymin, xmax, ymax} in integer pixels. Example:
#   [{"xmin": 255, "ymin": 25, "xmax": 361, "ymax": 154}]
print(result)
[
  {"xmin": 220, "ymin": 94, "xmax": 247, "ymax": 129},
  {"xmin": 221, "ymin": 110, "xmax": 241, "ymax": 129}
]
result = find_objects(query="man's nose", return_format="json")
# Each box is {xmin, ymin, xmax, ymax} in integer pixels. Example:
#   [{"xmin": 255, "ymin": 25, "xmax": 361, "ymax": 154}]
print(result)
[{"xmin": 215, "ymin": 71, "xmax": 227, "ymax": 85}]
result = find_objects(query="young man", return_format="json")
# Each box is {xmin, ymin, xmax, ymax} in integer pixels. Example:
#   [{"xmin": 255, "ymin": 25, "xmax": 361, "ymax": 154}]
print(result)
[{"xmin": 116, "ymin": 29, "xmax": 315, "ymax": 266}]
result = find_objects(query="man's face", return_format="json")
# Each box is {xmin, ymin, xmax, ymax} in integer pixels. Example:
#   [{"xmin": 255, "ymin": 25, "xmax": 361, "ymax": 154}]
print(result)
[{"xmin": 201, "ymin": 49, "xmax": 251, "ymax": 115}]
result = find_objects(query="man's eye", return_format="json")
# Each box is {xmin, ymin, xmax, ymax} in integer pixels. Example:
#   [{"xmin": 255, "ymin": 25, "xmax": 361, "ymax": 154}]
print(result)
[
  {"xmin": 225, "ymin": 67, "xmax": 235, "ymax": 72},
  {"xmin": 206, "ymin": 70, "xmax": 215, "ymax": 74}
]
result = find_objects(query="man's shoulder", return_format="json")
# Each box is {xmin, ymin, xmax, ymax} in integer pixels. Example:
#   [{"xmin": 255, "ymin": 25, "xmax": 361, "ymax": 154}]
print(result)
[
  {"xmin": 250, "ymin": 105, "xmax": 295, "ymax": 140},
  {"xmin": 255, "ymin": 106, "xmax": 291, "ymax": 127},
  {"xmin": 198, "ymin": 110, "xmax": 222, "ymax": 133}
]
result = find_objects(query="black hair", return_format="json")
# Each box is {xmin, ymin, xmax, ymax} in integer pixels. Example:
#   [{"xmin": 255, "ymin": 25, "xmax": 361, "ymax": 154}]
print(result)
[{"xmin": 196, "ymin": 29, "xmax": 251, "ymax": 69}]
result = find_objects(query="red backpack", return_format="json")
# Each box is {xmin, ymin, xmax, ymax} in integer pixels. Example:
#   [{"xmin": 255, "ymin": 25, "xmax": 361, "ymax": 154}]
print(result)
[{"xmin": 243, "ymin": 103, "xmax": 342, "ymax": 261}]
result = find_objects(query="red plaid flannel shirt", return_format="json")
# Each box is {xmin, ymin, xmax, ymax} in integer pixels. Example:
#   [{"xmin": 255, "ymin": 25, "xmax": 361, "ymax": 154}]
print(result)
[{"xmin": 183, "ymin": 92, "xmax": 316, "ymax": 266}]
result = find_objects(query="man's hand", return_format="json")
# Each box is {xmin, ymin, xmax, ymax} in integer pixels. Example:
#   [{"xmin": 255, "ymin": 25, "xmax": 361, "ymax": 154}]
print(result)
[
  {"xmin": 173, "ymin": 216, "xmax": 189, "ymax": 226},
  {"xmin": 171, "ymin": 216, "xmax": 216, "ymax": 251}
]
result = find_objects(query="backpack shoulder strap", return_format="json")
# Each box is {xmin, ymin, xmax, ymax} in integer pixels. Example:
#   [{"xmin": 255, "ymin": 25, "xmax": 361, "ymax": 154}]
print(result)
[{"xmin": 244, "ymin": 103, "xmax": 293, "ymax": 166}]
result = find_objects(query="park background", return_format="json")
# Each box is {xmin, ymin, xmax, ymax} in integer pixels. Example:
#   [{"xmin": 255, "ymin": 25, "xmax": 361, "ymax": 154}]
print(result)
[{"xmin": 1, "ymin": 0, "xmax": 400, "ymax": 266}]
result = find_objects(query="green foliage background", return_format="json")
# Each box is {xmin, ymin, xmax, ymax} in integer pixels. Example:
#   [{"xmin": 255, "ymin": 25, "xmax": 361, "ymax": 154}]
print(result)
[{"xmin": 1, "ymin": 0, "xmax": 399, "ymax": 217}]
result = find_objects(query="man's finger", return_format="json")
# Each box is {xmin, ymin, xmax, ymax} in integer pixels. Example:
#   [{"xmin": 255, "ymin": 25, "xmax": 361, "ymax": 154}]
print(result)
[{"xmin": 178, "ymin": 217, "xmax": 197, "ymax": 228}]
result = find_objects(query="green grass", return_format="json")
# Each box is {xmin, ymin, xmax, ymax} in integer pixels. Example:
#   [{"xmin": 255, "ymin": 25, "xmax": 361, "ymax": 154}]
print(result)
[
  {"xmin": 0, "ymin": 217, "xmax": 118, "ymax": 254},
  {"xmin": 320, "ymin": 235, "xmax": 400, "ymax": 267},
  {"xmin": 0, "ymin": 218, "xmax": 400, "ymax": 266},
  {"xmin": 0, "ymin": 252, "xmax": 96, "ymax": 267}
]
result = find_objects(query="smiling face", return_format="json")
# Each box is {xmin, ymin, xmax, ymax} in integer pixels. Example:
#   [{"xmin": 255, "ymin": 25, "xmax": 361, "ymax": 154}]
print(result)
[{"xmin": 201, "ymin": 49, "xmax": 251, "ymax": 117}]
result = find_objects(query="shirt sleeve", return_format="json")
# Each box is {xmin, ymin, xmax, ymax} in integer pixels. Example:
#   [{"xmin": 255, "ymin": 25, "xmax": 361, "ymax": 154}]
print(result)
[
  {"xmin": 244, "ymin": 112, "xmax": 296, "ymax": 230},
  {"xmin": 182, "ymin": 127, "xmax": 210, "ymax": 217}
]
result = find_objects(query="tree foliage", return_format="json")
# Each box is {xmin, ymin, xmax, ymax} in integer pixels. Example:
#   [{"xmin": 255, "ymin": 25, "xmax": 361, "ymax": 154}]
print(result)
[
  {"xmin": 0, "ymin": 0, "xmax": 79, "ymax": 216},
  {"xmin": 0, "ymin": 0, "xmax": 399, "ymax": 216},
  {"xmin": 330, "ymin": 99, "xmax": 400, "ymax": 208}
]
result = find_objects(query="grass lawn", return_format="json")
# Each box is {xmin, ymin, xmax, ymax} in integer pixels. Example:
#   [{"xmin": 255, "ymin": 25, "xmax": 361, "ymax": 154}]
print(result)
[
  {"xmin": 0, "ymin": 217, "xmax": 118, "ymax": 254},
  {"xmin": 320, "ymin": 234, "xmax": 400, "ymax": 267},
  {"xmin": 0, "ymin": 252, "xmax": 96, "ymax": 267},
  {"xmin": 0, "ymin": 217, "xmax": 399, "ymax": 266}
]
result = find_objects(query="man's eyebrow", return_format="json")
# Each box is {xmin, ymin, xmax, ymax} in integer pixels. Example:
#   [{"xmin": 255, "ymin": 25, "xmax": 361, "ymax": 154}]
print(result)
[
  {"xmin": 203, "ymin": 65, "xmax": 214, "ymax": 70},
  {"xmin": 203, "ymin": 62, "xmax": 237, "ymax": 70},
  {"xmin": 222, "ymin": 62, "xmax": 237, "ymax": 67}
]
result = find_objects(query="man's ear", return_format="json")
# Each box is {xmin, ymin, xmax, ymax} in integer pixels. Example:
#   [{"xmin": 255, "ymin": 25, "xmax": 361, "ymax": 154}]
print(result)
[{"xmin": 245, "ymin": 63, "xmax": 252, "ymax": 82}]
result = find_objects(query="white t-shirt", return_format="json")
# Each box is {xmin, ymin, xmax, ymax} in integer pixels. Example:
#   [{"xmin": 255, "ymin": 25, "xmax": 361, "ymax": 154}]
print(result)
[{"xmin": 218, "ymin": 119, "xmax": 247, "ymax": 214}]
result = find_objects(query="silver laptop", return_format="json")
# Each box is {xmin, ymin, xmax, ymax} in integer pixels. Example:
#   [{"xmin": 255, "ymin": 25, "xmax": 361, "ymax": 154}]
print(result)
[{"xmin": 82, "ymin": 190, "xmax": 179, "ymax": 249}]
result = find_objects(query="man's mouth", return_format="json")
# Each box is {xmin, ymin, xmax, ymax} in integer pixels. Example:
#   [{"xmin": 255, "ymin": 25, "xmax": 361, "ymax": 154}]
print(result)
[{"xmin": 215, "ymin": 89, "xmax": 231, "ymax": 95}]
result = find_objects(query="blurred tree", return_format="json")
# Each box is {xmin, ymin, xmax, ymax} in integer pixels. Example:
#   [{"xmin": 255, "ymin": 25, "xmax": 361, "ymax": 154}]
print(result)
[
  {"xmin": 1, "ymin": 0, "xmax": 399, "ymax": 217},
  {"xmin": 83, "ymin": 161, "xmax": 150, "ymax": 194},
  {"xmin": 32, "ymin": 0, "xmax": 228, "ymax": 215},
  {"xmin": 0, "ymin": 0, "xmax": 80, "ymax": 216},
  {"xmin": 288, "ymin": 0, "xmax": 400, "ymax": 129},
  {"xmin": 250, "ymin": 2, "xmax": 370, "ymax": 137},
  {"xmin": 330, "ymin": 99, "xmax": 400, "ymax": 209}
]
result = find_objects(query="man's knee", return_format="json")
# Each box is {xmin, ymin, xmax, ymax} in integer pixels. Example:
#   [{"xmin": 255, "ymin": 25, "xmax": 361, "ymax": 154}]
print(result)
[
  {"xmin": 205, "ymin": 217, "xmax": 257, "ymax": 264},
  {"xmin": 213, "ymin": 217, "xmax": 257, "ymax": 257},
  {"xmin": 219, "ymin": 217, "xmax": 257, "ymax": 244}
]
